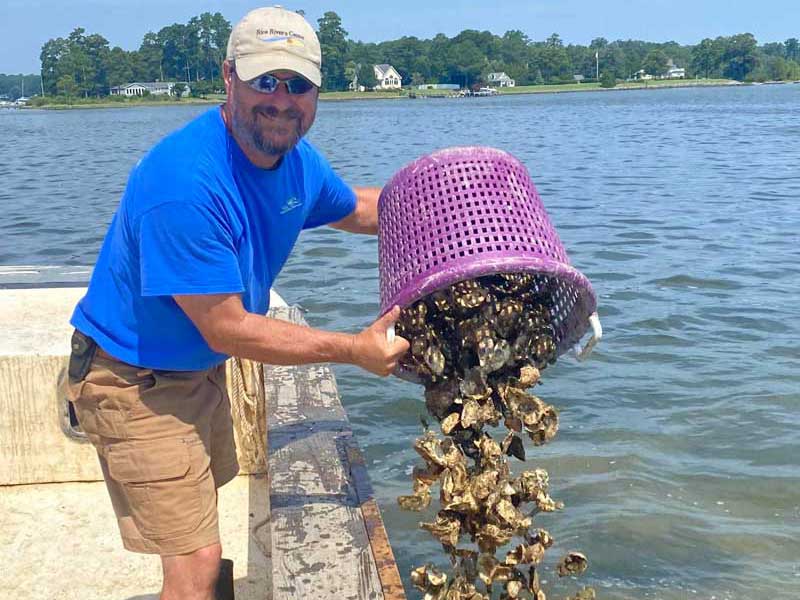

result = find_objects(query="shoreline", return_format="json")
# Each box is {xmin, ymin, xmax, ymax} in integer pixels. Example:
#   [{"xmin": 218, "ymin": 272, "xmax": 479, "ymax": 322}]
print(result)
[
  {"xmin": 21, "ymin": 98, "xmax": 222, "ymax": 110},
  {"xmin": 16, "ymin": 79, "xmax": 796, "ymax": 110}
]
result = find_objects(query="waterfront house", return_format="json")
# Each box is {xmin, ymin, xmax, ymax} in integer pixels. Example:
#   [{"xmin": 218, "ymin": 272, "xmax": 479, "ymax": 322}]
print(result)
[
  {"xmin": 633, "ymin": 69, "xmax": 654, "ymax": 81},
  {"xmin": 373, "ymin": 64, "xmax": 402, "ymax": 89},
  {"xmin": 110, "ymin": 81, "xmax": 191, "ymax": 97},
  {"xmin": 487, "ymin": 72, "xmax": 516, "ymax": 87},
  {"xmin": 666, "ymin": 66, "xmax": 686, "ymax": 79}
]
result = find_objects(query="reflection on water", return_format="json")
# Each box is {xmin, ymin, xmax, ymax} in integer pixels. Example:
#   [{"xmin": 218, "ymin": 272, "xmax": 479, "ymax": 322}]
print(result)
[{"xmin": 2, "ymin": 85, "xmax": 800, "ymax": 599}]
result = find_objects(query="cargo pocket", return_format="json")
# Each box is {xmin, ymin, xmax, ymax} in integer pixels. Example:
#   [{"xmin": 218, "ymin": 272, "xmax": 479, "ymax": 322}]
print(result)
[
  {"xmin": 107, "ymin": 439, "xmax": 204, "ymax": 541},
  {"xmin": 73, "ymin": 402, "xmax": 128, "ymax": 441}
]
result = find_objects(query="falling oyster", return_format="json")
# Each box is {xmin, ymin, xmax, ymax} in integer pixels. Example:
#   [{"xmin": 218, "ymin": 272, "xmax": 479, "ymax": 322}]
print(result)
[
  {"xmin": 565, "ymin": 587, "xmax": 596, "ymax": 600},
  {"xmin": 426, "ymin": 379, "xmax": 459, "ymax": 420},
  {"xmin": 556, "ymin": 552, "xmax": 589, "ymax": 577},
  {"xmin": 420, "ymin": 512, "xmax": 463, "ymax": 548},
  {"xmin": 396, "ymin": 273, "xmax": 591, "ymax": 598},
  {"xmin": 518, "ymin": 365, "xmax": 541, "ymax": 388}
]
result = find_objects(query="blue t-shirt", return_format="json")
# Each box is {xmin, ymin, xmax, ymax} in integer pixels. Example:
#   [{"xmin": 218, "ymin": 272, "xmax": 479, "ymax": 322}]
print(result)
[{"xmin": 71, "ymin": 107, "xmax": 356, "ymax": 370}]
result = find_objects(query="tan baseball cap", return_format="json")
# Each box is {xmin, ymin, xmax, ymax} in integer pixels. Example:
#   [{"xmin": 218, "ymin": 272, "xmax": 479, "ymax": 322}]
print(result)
[{"xmin": 226, "ymin": 6, "xmax": 322, "ymax": 87}]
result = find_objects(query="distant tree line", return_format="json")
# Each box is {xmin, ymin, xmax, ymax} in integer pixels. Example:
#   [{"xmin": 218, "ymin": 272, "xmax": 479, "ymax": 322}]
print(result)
[
  {"xmin": 318, "ymin": 12, "xmax": 799, "ymax": 90},
  {"xmin": 0, "ymin": 74, "xmax": 42, "ymax": 99},
  {"xmin": 38, "ymin": 13, "xmax": 230, "ymax": 98},
  {"xmin": 1, "ymin": 11, "xmax": 797, "ymax": 100}
]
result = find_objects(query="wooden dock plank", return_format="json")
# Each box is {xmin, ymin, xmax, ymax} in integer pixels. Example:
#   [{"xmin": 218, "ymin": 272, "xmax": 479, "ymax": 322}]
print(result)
[{"xmin": 265, "ymin": 306, "xmax": 405, "ymax": 600}]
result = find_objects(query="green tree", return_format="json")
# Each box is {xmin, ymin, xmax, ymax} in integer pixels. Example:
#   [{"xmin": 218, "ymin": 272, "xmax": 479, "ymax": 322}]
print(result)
[
  {"xmin": 358, "ymin": 63, "xmax": 377, "ymax": 89},
  {"xmin": 83, "ymin": 33, "xmax": 111, "ymax": 95},
  {"xmin": 56, "ymin": 74, "xmax": 78, "ymax": 98},
  {"xmin": 410, "ymin": 72, "xmax": 425, "ymax": 86},
  {"xmin": 158, "ymin": 23, "xmax": 196, "ymax": 81},
  {"xmin": 500, "ymin": 30, "xmax": 530, "ymax": 65},
  {"xmin": 722, "ymin": 33, "xmax": 758, "ymax": 81},
  {"xmin": 344, "ymin": 60, "xmax": 358, "ymax": 88},
  {"xmin": 691, "ymin": 38, "xmax": 723, "ymax": 78},
  {"xmin": 498, "ymin": 30, "xmax": 531, "ymax": 82},
  {"xmin": 446, "ymin": 39, "xmax": 487, "ymax": 87},
  {"xmin": 531, "ymin": 37, "xmax": 571, "ymax": 83},
  {"xmin": 317, "ymin": 11, "xmax": 349, "ymax": 91},
  {"xmin": 379, "ymin": 36, "xmax": 427, "ymax": 83},
  {"xmin": 642, "ymin": 49, "xmax": 669, "ymax": 76},
  {"xmin": 192, "ymin": 12, "xmax": 230, "ymax": 84},
  {"xmin": 40, "ymin": 37, "xmax": 69, "ymax": 95},
  {"xmin": 545, "ymin": 33, "xmax": 563, "ymax": 48},
  {"xmin": 786, "ymin": 38, "xmax": 800, "ymax": 62},
  {"xmin": 428, "ymin": 33, "xmax": 451, "ymax": 82},
  {"xmin": 137, "ymin": 32, "xmax": 164, "ymax": 80},
  {"xmin": 105, "ymin": 47, "xmax": 133, "ymax": 88},
  {"xmin": 599, "ymin": 71, "xmax": 616, "ymax": 88}
]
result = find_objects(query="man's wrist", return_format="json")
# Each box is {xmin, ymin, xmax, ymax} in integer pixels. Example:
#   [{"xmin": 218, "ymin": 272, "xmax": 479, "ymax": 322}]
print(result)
[{"xmin": 343, "ymin": 332, "xmax": 358, "ymax": 366}]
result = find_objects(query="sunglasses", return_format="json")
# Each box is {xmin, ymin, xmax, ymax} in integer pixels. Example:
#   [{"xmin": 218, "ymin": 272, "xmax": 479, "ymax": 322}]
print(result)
[{"xmin": 243, "ymin": 72, "xmax": 316, "ymax": 95}]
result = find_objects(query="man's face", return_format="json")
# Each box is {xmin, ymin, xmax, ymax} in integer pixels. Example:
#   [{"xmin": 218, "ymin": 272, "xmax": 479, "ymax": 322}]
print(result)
[{"xmin": 224, "ymin": 61, "xmax": 318, "ymax": 160}]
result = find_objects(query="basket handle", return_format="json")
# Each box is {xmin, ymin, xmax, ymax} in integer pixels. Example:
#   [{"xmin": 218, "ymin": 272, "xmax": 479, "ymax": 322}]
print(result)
[{"xmin": 574, "ymin": 312, "xmax": 602, "ymax": 361}]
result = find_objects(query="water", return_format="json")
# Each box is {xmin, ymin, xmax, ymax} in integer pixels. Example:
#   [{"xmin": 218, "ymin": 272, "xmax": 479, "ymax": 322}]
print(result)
[{"xmin": 2, "ymin": 85, "xmax": 800, "ymax": 599}]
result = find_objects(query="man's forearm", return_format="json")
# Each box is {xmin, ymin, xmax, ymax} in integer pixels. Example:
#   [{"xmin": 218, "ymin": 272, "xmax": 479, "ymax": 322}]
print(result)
[
  {"xmin": 353, "ymin": 186, "xmax": 381, "ymax": 234},
  {"xmin": 213, "ymin": 311, "xmax": 355, "ymax": 366},
  {"xmin": 174, "ymin": 292, "xmax": 408, "ymax": 377}
]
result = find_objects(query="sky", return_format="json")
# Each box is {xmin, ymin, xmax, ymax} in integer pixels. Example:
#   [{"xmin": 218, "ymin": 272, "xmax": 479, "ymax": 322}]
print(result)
[{"xmin": 1, "ymin": 0, "xmax": 798, "ymax": 73}]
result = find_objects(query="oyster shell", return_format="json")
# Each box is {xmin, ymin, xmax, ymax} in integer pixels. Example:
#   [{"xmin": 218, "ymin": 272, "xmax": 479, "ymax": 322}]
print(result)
[{"xmin": 556, "ymin": 552, "xmax": 588, "ymax": 577}]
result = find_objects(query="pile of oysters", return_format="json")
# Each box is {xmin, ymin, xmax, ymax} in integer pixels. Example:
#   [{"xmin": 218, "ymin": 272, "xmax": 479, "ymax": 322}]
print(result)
[{"xmin": 395, "ymin": 273, "xmax": 593, "ymax": 600}]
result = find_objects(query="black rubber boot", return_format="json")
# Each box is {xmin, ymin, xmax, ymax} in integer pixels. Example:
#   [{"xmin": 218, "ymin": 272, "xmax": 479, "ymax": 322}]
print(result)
[{"xmin": 215, "ymin": 558, "xmax": 235, "ymax": 600}]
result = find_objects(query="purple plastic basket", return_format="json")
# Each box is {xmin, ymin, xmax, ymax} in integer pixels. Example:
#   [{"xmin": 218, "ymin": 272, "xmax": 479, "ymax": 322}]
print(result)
[{"xmin": 378, "ymin": 146, "xmax": 597, "ymax": 357}]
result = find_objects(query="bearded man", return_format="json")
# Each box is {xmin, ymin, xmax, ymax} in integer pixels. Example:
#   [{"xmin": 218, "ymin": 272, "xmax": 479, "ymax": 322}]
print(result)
[{"xmin": 66, "ymin": 7, "xmax": 409, "ymax": 599}]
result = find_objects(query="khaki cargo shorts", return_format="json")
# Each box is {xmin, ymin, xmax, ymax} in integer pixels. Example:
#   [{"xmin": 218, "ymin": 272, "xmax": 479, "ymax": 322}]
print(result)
[{"xmin": 67, "ymin": 341, "xmax": 239, "ymax": 556}]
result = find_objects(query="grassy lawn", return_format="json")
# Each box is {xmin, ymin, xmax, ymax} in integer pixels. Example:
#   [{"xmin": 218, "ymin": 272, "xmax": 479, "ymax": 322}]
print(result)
[{"xmin": 319, "ymin": 90, "xmax": 409, "ymax": 100}]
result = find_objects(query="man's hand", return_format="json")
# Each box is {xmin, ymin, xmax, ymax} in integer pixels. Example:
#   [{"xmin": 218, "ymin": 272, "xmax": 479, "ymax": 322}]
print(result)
[{"xmin": 350, "ymin": 306, "xmax": 410, "ymax": 376}]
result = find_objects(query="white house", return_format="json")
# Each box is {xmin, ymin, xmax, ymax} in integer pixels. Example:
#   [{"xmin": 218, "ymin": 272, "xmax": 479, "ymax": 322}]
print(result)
[
  {"xmin": 486, "ymin": 72, "xmax": 516, "ymax": 87},
  {"xmin": 110, "ymin": 82, "xmax": 191, "ymax": 97},
  {"xmin": 633, "ymin": 69, "xmax": 654, "ymax": 81},
  {"xmin": 666, "ymin": 66, "xmax": 686, "ymax": 79},
  {"xmin": 373, "ymin": 64, "xmax": 402, "ymax": 90}
]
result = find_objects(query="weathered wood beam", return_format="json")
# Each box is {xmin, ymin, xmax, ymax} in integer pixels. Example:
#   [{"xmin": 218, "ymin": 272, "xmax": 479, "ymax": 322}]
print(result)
[{"xmin": 265, "ymin": 306, "xmax": 406, "ymax": 600}]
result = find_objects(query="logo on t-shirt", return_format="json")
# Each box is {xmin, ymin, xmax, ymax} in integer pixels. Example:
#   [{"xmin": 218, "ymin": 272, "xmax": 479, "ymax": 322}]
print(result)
[{"xmin": 280, "ymin": 197, "xmax": 302, "ymax": 214}]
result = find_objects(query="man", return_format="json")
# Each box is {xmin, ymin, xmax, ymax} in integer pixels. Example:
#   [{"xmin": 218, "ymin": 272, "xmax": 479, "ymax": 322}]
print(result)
[{"xmin": 66, "ymin": 6, "xmax": 409, "ymax": 599}]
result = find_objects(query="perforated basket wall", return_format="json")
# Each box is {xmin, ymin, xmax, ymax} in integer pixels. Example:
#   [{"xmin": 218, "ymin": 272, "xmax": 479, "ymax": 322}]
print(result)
[{"xmin": 378, "ymin": 146, "xmax": 597, "ymax": 356}]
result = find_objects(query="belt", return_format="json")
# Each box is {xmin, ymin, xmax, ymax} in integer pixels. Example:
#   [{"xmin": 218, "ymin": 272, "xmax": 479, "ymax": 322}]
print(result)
[{"xmin": 96, "ymin": 347, "xmax": 118, "ymax": 361}]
